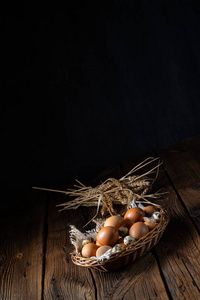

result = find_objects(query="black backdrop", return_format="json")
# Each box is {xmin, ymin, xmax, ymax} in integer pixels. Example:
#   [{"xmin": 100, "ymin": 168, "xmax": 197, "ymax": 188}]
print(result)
[{"xmin": 2, "ymin": 1, "xmax": 200, "ymax": 190}]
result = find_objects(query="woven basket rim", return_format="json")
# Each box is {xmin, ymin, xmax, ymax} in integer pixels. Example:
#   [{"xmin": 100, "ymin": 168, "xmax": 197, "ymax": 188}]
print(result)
[{"xmin": 71, "ymin": 207, "xmax": 170, "ymax": 268}]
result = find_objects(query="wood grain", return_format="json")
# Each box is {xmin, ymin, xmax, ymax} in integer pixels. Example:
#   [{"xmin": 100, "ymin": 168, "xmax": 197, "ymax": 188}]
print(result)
[
  {"xmin": 157, "ymin": 136, "xmax": 200, "ymax": 232},
  {"xmin": 43, "ymin": 192, "xmax": 96, "ymax": 300},
  {"xmin": 153, "ymin": 168, "xmax": 200, "ymax": 300},
  {"xmin": 0, "ymin": 190, "xmax": 46, "ymax": 300},
  {"xmin": 90, "ymin": 253, "xmax": 168, "ymax": 300}
]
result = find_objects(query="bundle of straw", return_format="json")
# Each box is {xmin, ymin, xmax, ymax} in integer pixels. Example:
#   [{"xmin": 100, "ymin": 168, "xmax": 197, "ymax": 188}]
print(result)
[{"xmin": 33, "ymin": 157, "xmax": 165, "ymax": 218}]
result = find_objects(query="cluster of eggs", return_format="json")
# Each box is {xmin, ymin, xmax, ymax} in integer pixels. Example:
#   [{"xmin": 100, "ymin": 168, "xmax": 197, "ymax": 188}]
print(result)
[{"xmin": 81, "ymin": 205, "xmax": 162, "ymax": 258}]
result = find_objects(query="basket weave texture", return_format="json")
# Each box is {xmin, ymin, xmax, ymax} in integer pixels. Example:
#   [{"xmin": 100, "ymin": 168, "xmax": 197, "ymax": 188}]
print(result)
[{"xmin": 71, "ymin": 208, "xmax": 170, "ymax": 272}]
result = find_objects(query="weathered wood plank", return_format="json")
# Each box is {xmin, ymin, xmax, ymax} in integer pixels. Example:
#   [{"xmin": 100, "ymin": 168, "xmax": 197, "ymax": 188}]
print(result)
[
  {"xmin": 156, "ymin": 135, "xmax": 200, "ymax": 232},
  {"xmin": 154, "ymin": 166, "xmax": 200, "ymax": 300},
  {"xmin": 86, "ymin": 163, "xmax": 169, "ymax": 300},
  {"xmin": 0, "ymin": 190, "xmax": 46, "ymax": 300},
  {"xmin": 90, "ymin": 252, "xmax": 168, "ymax": 300},
  {"xmin": 122, "ymin": 153, "xmax": 200, "ymax": 299},
  {"xmin": 43, "ymin": 192, "xmax": 97, "ymax": 300}
]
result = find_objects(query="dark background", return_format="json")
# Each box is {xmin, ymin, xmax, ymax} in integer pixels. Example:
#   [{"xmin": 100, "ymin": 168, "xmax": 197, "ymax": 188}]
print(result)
[{"xmin": 2, "ymin": 1, "xmax": 200, "ymax": 190}]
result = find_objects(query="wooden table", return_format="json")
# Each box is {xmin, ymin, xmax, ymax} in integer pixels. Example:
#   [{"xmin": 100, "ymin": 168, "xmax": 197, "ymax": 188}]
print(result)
[{"xmin": 1, "ymin": 135, "xmax": 200, "ymax": 300}]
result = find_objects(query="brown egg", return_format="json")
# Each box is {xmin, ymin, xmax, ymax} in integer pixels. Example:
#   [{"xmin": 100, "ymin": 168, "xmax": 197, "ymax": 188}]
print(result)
[
  {"xmin": 82, "ymin": 243, "xmax": 99, "ymax": 258},
  {"xmin": 96, "ymin": 240, "xmax": 103, "ymax": 247},
  {"xmin": 104, "ymin": 215, "xmax": 124, "ymax": 228},
  {"xmin": 144, "ymin": 220, "xmax": 157, "ymax": 230},
  {"xmin": 97, "ymin": 226, "xmax": 119, "ymax": 246},
  {"xmin": 96, "ymin": 245, "xmax": 112, "ymax": 258},
  {"xmin": 124, "ymin": 207, "xmax": 145, "ymax": 222},
  {"xmin": 129, "ymin": 222, "xmax": 149, "ymax": 240},
  {"xmin": 143, "ymin": 205, "xmax": 158, "ymax": 217}
]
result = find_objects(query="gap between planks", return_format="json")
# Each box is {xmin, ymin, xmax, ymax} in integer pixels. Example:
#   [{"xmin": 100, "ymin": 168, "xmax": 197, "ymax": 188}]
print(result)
[{"xmin": 41, "ymin": 192, "xmax": 49, "ymax": 300}]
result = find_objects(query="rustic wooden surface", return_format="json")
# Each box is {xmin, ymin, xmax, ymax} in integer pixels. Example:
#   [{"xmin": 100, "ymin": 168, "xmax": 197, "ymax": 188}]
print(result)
[
  {"xmin": 0, "ymin": 191, "xmax": 47, "ymax": 300},
  {"xmin": 0, "ymin": 135, "xmax": 200, "ymax": 300}
]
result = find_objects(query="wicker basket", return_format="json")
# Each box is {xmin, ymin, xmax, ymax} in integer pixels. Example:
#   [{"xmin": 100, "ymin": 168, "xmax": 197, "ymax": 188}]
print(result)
[{"xmin": 71, "ymin": 207, "xmax": 170, "ymax": 272}]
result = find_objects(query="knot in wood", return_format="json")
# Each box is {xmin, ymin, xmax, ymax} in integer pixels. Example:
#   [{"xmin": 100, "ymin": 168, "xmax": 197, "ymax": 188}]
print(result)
[{"xmin": 16, "ymin": 252, "xmax": 23, "ymax": 259}]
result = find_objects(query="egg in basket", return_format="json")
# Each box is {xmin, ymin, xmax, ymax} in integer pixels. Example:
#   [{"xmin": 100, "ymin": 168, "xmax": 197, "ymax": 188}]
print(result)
[
  {"xmin": 33, "ymin": 157, "xmax": 170, "ymax": 272},
  {"xmin": 70, "ymin": 201, "xmax": 169, "ymax": 272}
]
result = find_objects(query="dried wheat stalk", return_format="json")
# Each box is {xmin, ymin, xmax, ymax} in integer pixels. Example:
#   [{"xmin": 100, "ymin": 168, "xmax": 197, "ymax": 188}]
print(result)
[{"xmin": 33, "ymin": 157, "xmax": 166, "ymax": 216}]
